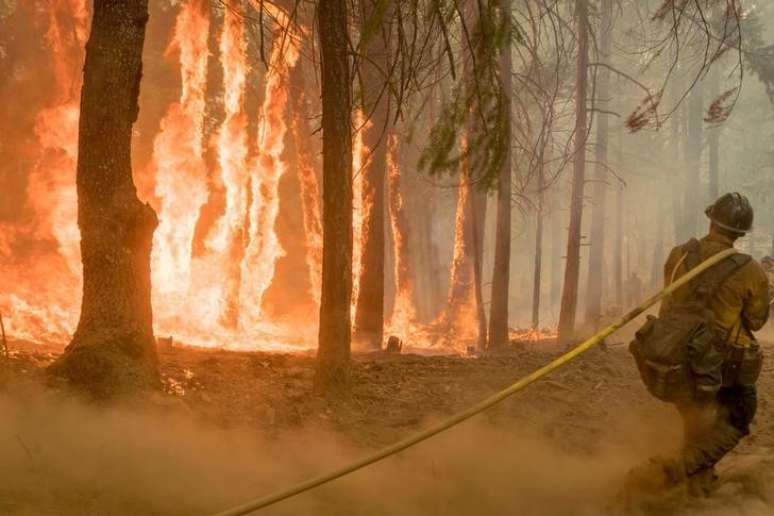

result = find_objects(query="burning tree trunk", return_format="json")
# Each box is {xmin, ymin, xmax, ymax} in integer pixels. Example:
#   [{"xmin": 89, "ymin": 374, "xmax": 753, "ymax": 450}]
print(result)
[
  {"xmin": 315, "ymin": 0, "xmax": 353, "ymax": 392},
  {"xmin": 583, "ymin": 0, "xmax": 611, "ymax": 328},
  {"xmin": 557, "ymin": 0, "xmax": 589, "ymax": 343},
  {"xmin": 457, "ymin": 0, "xmax": 488, "ymax": 350},
  {"xmin": 445, "ymin": 180, "xmax": 484, "ymax": 346},
  {"xmin": 386, "ymin": 135, "xmax": 417, "ymax": 337},
  {"xmin": 487, "ymin": 0, "xmax": 512, "ymax": 349},
  {"xmin": 49, "ymin": 0, "xmax": 160, "ymax": 397},
  {"xmin": 353, "ymin": 1, "xmax": 391, "ymax": 350}
]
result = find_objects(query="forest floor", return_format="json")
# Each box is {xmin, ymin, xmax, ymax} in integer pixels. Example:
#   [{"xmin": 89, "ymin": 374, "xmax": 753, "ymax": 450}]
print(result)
[{"xmin": 3, "ymin": 330, "xmax": 774, "ymax": 515}]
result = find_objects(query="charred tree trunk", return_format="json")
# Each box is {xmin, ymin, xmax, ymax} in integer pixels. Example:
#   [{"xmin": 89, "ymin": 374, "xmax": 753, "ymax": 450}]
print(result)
[
  {"xmin": 353, "ymin": 1, "xmax": 391, "ymax": 350},
  {"xmin": 584, "ymin": 0, "xmax": 611, "ymax": 329},
  {"xmin": 487, "ymin": 0, "xmax": 512, "ymax": 349},
  {"xmin": 315, "ymin": 0, "xmax": 353, "ymax": 392},
  {"xmin": 48, "ymin": 0, "xmax": 160, "ymax": 398},
  {"xmin": 557, "ymin": 0, "xmax": 589, "ymax": 343}
]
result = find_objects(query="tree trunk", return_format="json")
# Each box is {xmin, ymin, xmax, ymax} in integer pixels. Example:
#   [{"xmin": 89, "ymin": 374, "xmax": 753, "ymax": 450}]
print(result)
[
  {"xmin": 48, "ymin": 0, "xmax": 160, "ymax": 398},
  {"xmin": 584, "ymin": 0, "xmax": 611, "ymax": 329},
  {"xmin": 557, "ymin": 0, "xmax": 589, "ymax": 343},
  {"xmin": 684, "ymin": 82, "xmax": 703, "ymax": 237},
  {"xmin": 550, "ymin": 188, "xmax": 563, "ymax": 315},
  {"xmin": 614, "ymin": 126, "xmax": 624, "ymax": 309},
  {"xmin": 669, "ymin": 80, "xmax": 682, "ymax": 245},
  {"xmin": 531, "ymin": 171, "xmax": 544, "ymax": 329},
  {"xmin": 353, "ymin": 0, "xmax": 390, "ymax": 350},
  {"xmin": 487, "ymin": 0, "xmax": 512, "ymax": 349},
  {"xmin": 472, "ymin": 186, "xmax": 488, "ymax": 349},
  {"xmin": 651, "ymin": 192, "xmax": 666, "ymax": 287},
  {"xmin": 315, "ymin": 0, "xmax": 353, "ymax": 392},
  {"xmin": 708, "ymin": 67, "xmax": 720, "ymax": 201}
]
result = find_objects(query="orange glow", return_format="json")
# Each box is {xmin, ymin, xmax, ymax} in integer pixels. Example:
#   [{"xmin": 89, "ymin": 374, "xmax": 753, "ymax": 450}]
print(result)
[
  {"xmin": 2, "ymin": 2, "xmax": 479, "ymax": 353},
  {"xmin": 351, "ymin": 109, "xmax": 371, "ymax": 319},
  {"xmin": 293, "ymin": 99, "xmax": 323, "ymax": 305},
  {"xmin": 509, "ymin": 328, "xmax": 558, "ymax": 343},
  {"xmin": 150, "ymin": 0, "xmax": 211, "ymax": 325},
  {"xmin": 385, "ymin": 135, "xmax": 417, "ymax": 341},
  {"xmin": 0, "ymin": 0, "xmax": 88, "ymax": 343},
  {"xmin": 435, "ymin": 179, "xmax": 479, "ymax": 349},
  {"xmin": 142, "ymin": 2, "xmax": 309, "ymax": 350},
  {"xmin": 240, "ymin": 25, "xmax": 301, "ymax": 327}
]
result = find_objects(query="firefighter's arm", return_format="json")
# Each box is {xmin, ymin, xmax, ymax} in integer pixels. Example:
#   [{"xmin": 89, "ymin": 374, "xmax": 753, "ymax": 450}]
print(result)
[{"xmin": 742, "ymin": 265, "xmax": 771, "ymax": 331}]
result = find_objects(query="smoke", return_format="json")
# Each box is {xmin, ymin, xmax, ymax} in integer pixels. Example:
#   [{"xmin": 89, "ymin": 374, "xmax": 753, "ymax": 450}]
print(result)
[{"xmin": 0, "ymin": 376, "xmax": 690, "ymax": 516}]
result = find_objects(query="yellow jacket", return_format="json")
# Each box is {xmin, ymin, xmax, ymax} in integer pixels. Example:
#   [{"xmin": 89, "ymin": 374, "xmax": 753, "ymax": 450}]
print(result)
[{"xmin": 660, "ymin": 230, "xmax": 770, "ymax": 347}]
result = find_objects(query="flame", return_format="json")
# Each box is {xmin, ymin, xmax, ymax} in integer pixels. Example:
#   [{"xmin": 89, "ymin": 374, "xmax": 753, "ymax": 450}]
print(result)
[
  {"xmin": 150, "ymin": 0, "xmax": 211, "ymax": 322},
  {"xmin": 147, "ymin": 2, "xmax": 306, "ymax": 348},
  {"xmin": 293, "ymin": 99, "xmax": 323, "ymax": 305},
  {"xmin": 351, "ymin": 109, "xmax": 371, "ymax": 318},
  {"xmin": 385, "ymin": 135, "xmax": 417, "ymax": 340},
  {"xmin": 239, "ymin": 29, "xmax": 301, "ymax": 327},
  {"xmin": 2, "ymin": 2, "xmax": 475, "ymax": 354},
  {"xmin": 0, "ymin": 0, "xmax": 88, "ymax": 342},
  {"xmin": 435, "ymin": 179, "xmax": 479, "ymax": 348},
  {"xmin": 201, "ymin": 0, "xmax": 250, "ymax": 329},
  {"xmin": 29, "ymin": 0, "xmax": 89, "ymax": 275}
]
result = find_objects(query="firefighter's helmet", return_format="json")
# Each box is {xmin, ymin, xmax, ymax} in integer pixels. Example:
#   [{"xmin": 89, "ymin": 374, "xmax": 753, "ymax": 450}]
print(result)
[{"xmin": 705, "ymin": 192, "xmax": 753, "ymax": 235}]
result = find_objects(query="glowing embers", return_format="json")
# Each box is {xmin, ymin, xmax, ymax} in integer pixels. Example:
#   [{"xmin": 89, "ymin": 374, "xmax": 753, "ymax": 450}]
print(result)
[{"xmin": 509, "ymin": 328, "xmax": 559, "ymax": 344}]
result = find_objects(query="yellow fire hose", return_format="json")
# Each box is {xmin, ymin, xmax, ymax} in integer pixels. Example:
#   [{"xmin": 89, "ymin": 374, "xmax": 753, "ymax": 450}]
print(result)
[{"xmin": 210, "ymin": 247, "xmax": 737, "ymax": 516}]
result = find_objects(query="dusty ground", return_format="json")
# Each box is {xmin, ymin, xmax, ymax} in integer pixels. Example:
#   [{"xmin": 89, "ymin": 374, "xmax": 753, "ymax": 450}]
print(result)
[{"xmin": 2, "ymin": 332, "xmax": 774, "ymax": 515}]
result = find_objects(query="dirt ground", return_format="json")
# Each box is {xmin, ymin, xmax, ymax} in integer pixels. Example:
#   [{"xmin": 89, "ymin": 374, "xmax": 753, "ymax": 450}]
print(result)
[{"xmin": 2, "ymin": 331, "xmax": 774, "ymax": 515}]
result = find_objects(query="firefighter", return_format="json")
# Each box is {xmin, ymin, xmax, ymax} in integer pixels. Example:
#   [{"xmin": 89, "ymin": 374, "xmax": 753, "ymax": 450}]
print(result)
[{"xmin": 628, "ymin": 192, "xmax": 769, "ymax": 497}]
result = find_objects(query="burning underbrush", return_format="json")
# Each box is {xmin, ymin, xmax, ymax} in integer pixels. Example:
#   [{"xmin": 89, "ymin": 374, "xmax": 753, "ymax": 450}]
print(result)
[{"xmin": 3, "ymin": 341, "xmax": 774, "ymax": 515}]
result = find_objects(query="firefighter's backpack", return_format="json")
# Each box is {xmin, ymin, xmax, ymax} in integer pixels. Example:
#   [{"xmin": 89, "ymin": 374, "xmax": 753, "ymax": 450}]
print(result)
[{"xmin": 629, "ymin": 240, "xmax": 750, "ymax": 403}]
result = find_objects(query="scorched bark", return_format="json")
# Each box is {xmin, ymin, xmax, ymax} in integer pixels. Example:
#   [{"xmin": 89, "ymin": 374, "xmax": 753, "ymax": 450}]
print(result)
[{"xmin": 49, "ymin": 0, "xmax": 160, "ymax": 398}]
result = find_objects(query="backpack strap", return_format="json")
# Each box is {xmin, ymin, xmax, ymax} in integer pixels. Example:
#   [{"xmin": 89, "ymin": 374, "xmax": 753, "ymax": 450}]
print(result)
[
  {"xmin": 683, "ymin": 239, "xmax": 702, "ymax": 272},
  {"xmin": 706, "ymin": 253, "xmax": 751, "ymax": 300},
  {"xmin": 683, "ymin": 245, "xmax": 750, "ymax": 308}
]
